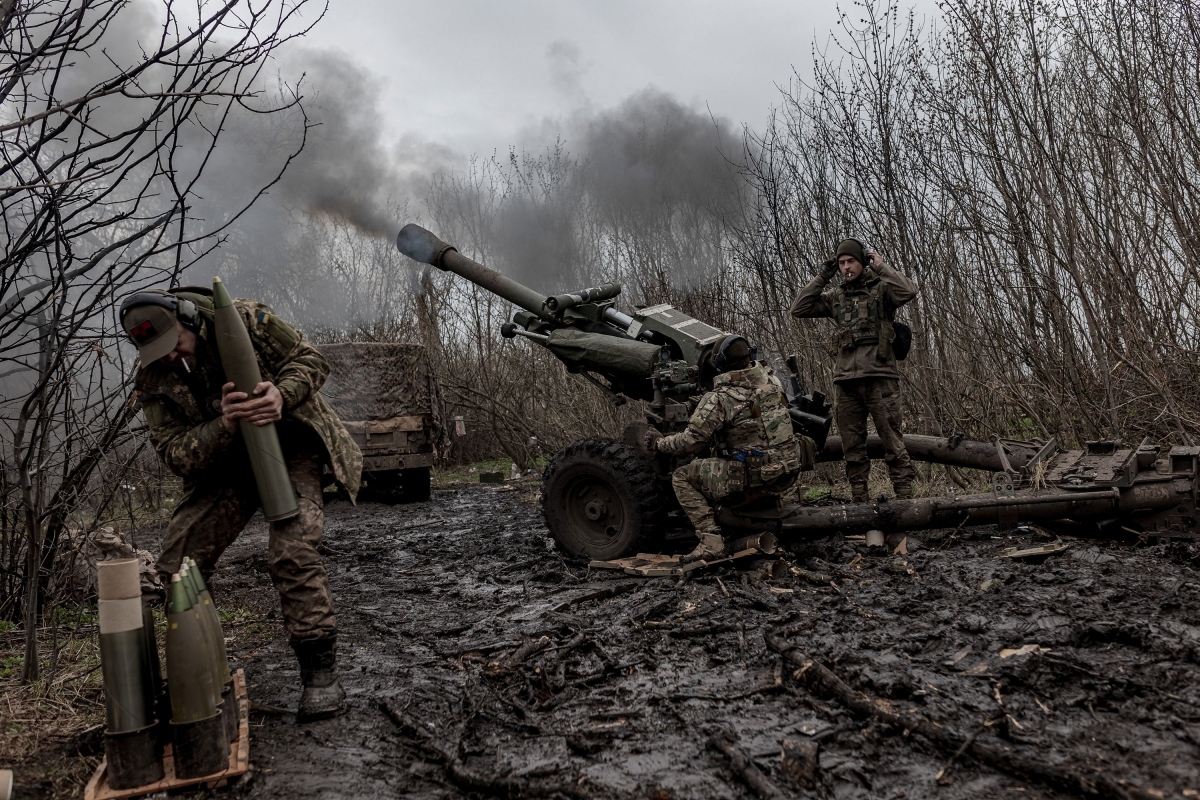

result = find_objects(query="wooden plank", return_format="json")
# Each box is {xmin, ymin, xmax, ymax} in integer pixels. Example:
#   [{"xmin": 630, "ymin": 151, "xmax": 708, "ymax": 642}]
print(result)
[
  {"xmin": 85, "ymin": 669, "xmax": 250, "ymax": 800},
  {"xmin": 341, "ymin": 415, "xmax": 425, "ymax": 435}
]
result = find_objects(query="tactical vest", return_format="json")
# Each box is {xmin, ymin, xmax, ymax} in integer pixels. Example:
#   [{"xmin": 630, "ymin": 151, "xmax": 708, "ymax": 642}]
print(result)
[
  {"xmin": 833, "ymin": 280, "xmax": 895, "ymax": 362},
  {"xmin": 712, "ymin": 366, "xmax": 816, "ymax": 487}
]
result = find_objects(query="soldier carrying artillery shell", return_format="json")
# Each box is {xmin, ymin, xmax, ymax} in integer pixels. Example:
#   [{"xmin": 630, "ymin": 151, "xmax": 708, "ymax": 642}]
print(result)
[
  {"xmin": 789, "ymin": 238, "xmax": 918, "ymax": 502},
  {"xmin": 120, "ymin": 284, "xmax": 362, "ymax": 721}
]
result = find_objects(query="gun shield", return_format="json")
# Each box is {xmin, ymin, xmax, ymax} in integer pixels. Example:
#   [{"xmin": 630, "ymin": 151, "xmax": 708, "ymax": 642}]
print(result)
[{"xmin": 211, "ymin": 277, "xmax": 299, "ymax": 522}]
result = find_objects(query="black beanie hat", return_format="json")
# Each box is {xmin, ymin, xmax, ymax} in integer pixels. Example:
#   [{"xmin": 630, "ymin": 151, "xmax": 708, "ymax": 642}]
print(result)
[{"xmin": 835, "ymin": 239, "xmax": 866, "ymax": 266}]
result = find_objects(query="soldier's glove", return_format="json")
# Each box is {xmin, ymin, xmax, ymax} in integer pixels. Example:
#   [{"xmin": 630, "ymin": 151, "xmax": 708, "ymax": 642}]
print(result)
[
  {"xmin": 644, "ymin": 428, "xmax": 663, "ymax": 452},
  {"xmin": 821, "ymin": 258, "xmax": 838, "ymax": 276}
]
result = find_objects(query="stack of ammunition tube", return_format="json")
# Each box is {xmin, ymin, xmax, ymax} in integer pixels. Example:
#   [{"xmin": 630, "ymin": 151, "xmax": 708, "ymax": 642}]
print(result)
[
  {"xmin": 97, "ymin": 557, "xmax": 236, "ymax": 786},
  {"xmin": 97, "ymin": 559, "xmax": 164, "ymax": 788}
]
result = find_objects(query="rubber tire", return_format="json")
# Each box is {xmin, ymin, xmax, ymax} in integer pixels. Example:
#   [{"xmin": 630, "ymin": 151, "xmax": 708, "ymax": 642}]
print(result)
[
  {"xmin": 541, "ymin": 437, "xmax": 664, "ymax": 560},
  {"xmin": 400, "ymin": 467, "xmax": 432, "ymax": 502}
]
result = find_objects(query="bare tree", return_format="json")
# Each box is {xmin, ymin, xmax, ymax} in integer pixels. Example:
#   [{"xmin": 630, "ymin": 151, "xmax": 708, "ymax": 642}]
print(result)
[{"xmin": 0, "ymin": 0, "xmax": 323, "ymax": 683}]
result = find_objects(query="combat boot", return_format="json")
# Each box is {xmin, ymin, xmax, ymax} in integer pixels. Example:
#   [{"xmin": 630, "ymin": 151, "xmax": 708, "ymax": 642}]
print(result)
[
  {"xmin": 291, "ymin": 635, "xmax": 346, "ymax": 722},
  {"xmin": 893, "ymin": 482, "xmax": 914, "ymax": 501},
  {"xmin": 679, "ymin": 529, "xmax": 726, "ymax": 564},
  {"xmin": 850, "ymin": 483, "xmax": 869, "ymax": 504}
]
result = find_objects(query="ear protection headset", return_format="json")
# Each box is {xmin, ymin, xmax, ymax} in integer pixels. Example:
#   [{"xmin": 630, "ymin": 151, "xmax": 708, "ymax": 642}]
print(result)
[
  {"xmin": 119, "ymin": 289, "xmax": 200, "ymax": 331},
  {"xmin": 711, "ymin": 335, "xmax": 758, "ymax": 373}
]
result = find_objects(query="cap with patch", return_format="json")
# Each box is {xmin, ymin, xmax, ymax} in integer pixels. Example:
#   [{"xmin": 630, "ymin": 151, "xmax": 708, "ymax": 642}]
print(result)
[{"xmin": 121, "ymin": 301, "xmax": 179, "ymax": 363}]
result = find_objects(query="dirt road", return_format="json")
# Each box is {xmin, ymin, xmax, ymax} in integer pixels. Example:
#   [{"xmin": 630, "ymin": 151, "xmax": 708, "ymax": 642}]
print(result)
[{"xmin": 202, "ymin": 483, "xmax": 1200, "ymax": 799}]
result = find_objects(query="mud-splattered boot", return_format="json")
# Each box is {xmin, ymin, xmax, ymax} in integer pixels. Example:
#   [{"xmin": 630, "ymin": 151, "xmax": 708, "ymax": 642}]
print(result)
[
  {"xmin": 680, "ymin": 528, "xmax": 727, "ymax": 564},
  {"xmin": 892, "ymin": 482, "xmax": 914, "ymax": 501},
  {"xmin": 292, "ymin": 635, "xmax": 346, "ymax": 722},
  {"xmin": 850, "ymin": 483, "xmax": 869, "ymax": 504}
]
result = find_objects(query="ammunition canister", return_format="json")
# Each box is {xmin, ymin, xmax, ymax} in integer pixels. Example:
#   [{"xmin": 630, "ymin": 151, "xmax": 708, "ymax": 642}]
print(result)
[
  {"xmin": 98, "ymin": 559, "xmax": 164, "ymax": 788},
  {"xmin": 97, "ymin": 559, "xmax": 151, "ymax": 732},
  {"xmin": 211, "ymin": 276, "xmax": 299, "ymax": 521}
]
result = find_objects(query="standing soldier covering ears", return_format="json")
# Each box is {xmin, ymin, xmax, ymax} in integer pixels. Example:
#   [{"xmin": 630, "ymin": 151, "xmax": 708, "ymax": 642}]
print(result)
[
  {"xmin": 120, "ymin": 286, "xmax": 362, "ymax": 720},
  {"xmin": 789, "ymin": 239, "xmax": 918, "ymax": 502}
]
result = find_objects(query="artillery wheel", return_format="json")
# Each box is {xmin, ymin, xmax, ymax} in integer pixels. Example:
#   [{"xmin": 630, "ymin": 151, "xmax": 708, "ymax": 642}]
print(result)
[{"xmin": 541, "ymin": 437, "xmax": 664, "ymax": 560}]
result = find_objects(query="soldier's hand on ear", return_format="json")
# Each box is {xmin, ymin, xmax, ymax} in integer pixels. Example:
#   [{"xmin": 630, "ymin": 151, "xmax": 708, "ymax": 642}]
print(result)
[
  {"xmin": 821, "ymin": 258, "xmax": 838, "ymax": 276},
  {"xmin": 866, "ymin": 251, "xmax": 884, "ymax": 270}
]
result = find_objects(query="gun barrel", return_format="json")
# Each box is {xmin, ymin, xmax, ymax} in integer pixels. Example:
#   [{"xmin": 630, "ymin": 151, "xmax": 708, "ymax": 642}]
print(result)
[
  {"xmin": 397, "ymin": 224, "xmax": 553, "ymax": 322},
  {"xmin": 545, "ymin": 283, "xmax": 622, "ymax": 312}
]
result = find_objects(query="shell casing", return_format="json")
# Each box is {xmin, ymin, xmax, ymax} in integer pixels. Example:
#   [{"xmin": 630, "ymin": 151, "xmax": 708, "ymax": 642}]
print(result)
[
  {"xmin": 97, "ymin": 560, "xmax": 153, "ymax": 733},
  {"xmin": 211, "ymin": 276, "xmax": 299, "ymax": 522}
]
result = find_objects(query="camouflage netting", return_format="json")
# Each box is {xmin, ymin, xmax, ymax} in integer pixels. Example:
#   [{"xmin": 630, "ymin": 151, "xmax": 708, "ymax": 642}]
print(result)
[{"xmin": 318, "ymin": 343, "xmax": 449, "ymax": 459}]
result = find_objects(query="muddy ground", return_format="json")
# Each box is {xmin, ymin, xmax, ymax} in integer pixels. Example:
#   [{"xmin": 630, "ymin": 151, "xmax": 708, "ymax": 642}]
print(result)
[
  {"xmin": 142, "ymin": 481, "xmax": 1196, "ymax": 800},
  {"xmin": 25, "ymin": 482, "xmax": 1200, "ymax": 799}
]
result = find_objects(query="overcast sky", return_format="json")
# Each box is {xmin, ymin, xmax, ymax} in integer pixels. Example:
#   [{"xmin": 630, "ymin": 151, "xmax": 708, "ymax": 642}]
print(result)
[{"xmin": 301, "ymin": 0, "xmax": 936, "ymax": 160}]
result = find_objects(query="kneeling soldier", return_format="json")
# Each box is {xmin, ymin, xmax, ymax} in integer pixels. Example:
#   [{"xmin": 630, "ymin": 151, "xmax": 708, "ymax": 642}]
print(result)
[
  {"xmin": 120, "ymin": 286, "xmax": 362, "ymax": 720},
  {"xmin": 652, "ymin": 335, "xmax": 812, "ymax": 561}
]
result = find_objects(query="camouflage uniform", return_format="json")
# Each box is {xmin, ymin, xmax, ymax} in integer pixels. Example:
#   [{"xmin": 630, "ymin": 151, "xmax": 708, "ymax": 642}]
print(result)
[
  {"xmin": 789, "ymin": 257, "xmax": 918, "ymax": 499},
  {"xmin": 134, "ymin": 288, "xmax": 361, "ymax": 642},
  {"xmin": 656, "ymin": 363, "xmax": 814, "ymax": 534}
]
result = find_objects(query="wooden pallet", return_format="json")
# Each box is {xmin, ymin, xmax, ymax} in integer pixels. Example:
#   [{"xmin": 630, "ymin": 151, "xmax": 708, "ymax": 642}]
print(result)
[{"xmin": 85, "ymin": 669, "xmax": 250, "ymax": 800}]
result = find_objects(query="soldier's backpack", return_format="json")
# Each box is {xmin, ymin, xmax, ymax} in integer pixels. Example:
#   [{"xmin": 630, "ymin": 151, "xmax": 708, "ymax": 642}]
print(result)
[{"xmin": 893, "ymin": 321, "xmax": 912, "ymax": 360}]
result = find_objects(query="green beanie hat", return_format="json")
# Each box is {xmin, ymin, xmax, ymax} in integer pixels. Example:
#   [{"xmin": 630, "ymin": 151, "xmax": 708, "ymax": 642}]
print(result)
[{"xmin": 835, "ymin": 239, "xmax": 866, "ymax": 266}]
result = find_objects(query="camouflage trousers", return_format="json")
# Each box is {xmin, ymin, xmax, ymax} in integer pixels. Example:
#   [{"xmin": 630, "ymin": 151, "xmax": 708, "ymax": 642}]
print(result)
[
  {"xmin": 835, "ymin": 377, "xmax": 914, "ymax": 495},
  {"xmin": 672, "ymin": 457, "xmax": 797, "ymax": 535},
  {"xmin": 156, "ymin": 429, "xmax": 335, "ymax": 642}
]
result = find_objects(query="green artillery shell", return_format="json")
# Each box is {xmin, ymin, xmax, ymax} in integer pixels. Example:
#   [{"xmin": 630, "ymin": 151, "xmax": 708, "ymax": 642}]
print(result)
[
  {"xmin": 187, "ymin": 558, "xmax": 232, "ymax": 686},
  {"xmin": 183, "ymin": 561, "xmax": 230, "ymax": 691},
  {"xmin": 165, "ymin": 574, "xmax": 217, "ymax": 723},
  {"xmin": 97, "ymin": 560, "xmax": 152, "ymax": 732},
  {"xmin": 211, "ymin": 276, "xmax": 299, "ymax": 522},
  {"xmin": 179, "ymin": 563, "xmax": 220, "ymax": 705}
]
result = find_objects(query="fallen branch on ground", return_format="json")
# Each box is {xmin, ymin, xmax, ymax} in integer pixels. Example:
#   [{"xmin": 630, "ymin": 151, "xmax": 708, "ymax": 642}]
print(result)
[
  {"xmin": 764, "ymin": 633, "xmax": 1167, "ymax": 800},
  {"xmin": 378, "ymin": 698, "xmax": 581, "ymax": 798},
  {"xmin": 707, "ymin": 729, "xmax": 781, "ymax": 799}
]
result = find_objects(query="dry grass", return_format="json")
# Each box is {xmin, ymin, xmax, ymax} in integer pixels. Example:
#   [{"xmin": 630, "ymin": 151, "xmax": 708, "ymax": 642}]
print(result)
[{"xmin": 0, "ymin": 612, "xmax": 120, "ymax": 798}]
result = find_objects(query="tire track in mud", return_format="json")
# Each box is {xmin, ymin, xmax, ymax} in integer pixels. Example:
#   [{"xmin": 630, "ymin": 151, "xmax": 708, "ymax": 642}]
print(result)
[{"xmin": 200, "ymin": 485, "xmax": 1200, "ymax": 799}]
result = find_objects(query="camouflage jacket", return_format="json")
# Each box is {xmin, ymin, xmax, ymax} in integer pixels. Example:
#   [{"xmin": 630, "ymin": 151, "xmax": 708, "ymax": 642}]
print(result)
[
  {"xmin": 656, "ymin": 363, "xmax": 812, "ymax": 485},
  {"xmin": 789, "ymin": 260, "xmax": 917, "ymax": 383},
  {"xmin": 133, "ymin": 288, "xmax": 362, "ymax": 501}
]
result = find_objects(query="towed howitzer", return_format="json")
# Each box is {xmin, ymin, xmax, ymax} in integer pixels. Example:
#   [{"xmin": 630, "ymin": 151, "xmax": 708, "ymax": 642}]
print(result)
[
  {"xmin": 395, "ymin": 224, "xmax": 1199, "ymax": 558},
  {"xmin": 396, "ymin": 223, "xmax": 832, "ymax": 444},
  {"xmin": 397, "ymin": 223, "xmax": 831, "ymax": 560}
]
